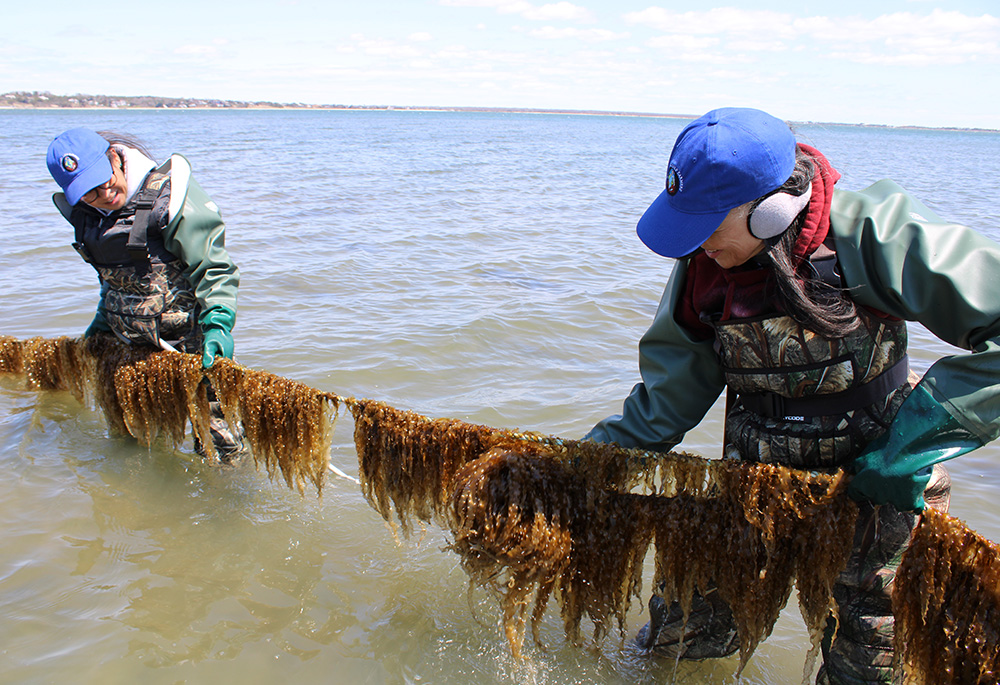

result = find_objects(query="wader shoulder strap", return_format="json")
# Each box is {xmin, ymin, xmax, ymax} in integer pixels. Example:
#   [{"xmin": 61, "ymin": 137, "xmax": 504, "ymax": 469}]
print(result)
[
  {"xmin": 808, "ymin": 236, "xmax": 842, "ymax": 289},
  {"xmin": 125, "ymin": 174, "xmax": 163, "ymax": 262}
]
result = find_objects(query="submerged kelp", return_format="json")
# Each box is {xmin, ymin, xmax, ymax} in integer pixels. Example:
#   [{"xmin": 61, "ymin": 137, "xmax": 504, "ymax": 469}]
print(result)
[
  {"xmin": 3, "ymin": 332, "xmax": 1000, "ymax": 680},
  {"xmin": 895, "ymin": 506, "xmax": 1000, "ymax": 684}
]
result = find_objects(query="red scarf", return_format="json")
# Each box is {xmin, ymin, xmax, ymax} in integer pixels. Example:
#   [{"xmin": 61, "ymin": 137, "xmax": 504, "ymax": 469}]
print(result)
[
  {"xmin": 675, "ymin": 145, "xmax": 840, "ymax": 339},
  {"xmin": 792, "ymin": 144, "xmax": 840, "ymax": 261}
]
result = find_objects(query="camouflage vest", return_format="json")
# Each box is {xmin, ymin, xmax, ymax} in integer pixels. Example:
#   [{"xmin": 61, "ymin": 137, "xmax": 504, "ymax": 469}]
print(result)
[
  {"xmin": 69, "ymin": 171, "xmax": 199, "ymax": 348},
  {"xmin": 707, "ymin": 308, "xmax": 910, "ymax": 469}
]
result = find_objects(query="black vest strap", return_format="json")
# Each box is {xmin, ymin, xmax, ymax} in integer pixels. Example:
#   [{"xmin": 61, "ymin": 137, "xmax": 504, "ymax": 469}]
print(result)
[
  {"xmin": 737, "ymin": 355, "xmax": 910, "ymax": 419},
  {"xmin": 126, "ymin": 182, "xmax": 160, "ymax": 262}
]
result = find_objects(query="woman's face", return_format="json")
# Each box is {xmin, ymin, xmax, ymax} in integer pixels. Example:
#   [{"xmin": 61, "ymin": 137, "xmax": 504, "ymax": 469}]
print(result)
[
  {"xmin": 81, "ymin": 150, "xmax": 128, "ymax": 211},
  {"xmin": 699, "ymin": 204, "xmax": 765, "ymax": 269}
]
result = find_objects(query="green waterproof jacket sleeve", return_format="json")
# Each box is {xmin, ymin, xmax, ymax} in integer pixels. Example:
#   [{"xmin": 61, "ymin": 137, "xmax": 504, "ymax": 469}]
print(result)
[
  {"xmin": 831, "ymin": 179, "xmax": 1000, "ymax": 445},
  {"xmin": 159, "ymin": 156, "xmax": 240, "ymax": 328},
  {"xmin": 585, "ymin": 260, "xmax": 726, "ymax": 451}
]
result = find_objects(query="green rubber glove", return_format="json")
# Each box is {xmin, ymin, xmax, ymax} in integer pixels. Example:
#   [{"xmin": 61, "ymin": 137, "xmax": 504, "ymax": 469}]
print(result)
[
  {"xmin": 83, "ymin": 308, "xmax": 112, "ymax": 338},
  {"xmin": 200, "ymin": 306, "xmax": 236, "ymax": 369},
  {"xmin": 202, "ymin": 327, "xmax": 233, "ymax": 368},
  {"xmin": 848, "ymin": 384, "xmax": 982, "ymax": 512}
]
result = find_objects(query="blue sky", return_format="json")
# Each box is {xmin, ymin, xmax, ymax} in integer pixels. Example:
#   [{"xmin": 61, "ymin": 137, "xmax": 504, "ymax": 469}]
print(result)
[{"xmin": 2, "ymin": 0, "xmax": 998, "ymax": 129}]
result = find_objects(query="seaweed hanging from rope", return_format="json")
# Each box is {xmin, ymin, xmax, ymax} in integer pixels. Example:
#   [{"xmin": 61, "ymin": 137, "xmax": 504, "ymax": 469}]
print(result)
[
  {"xmin": 446, "ymin": 447, "xmax": 856, "ymax": 682},
  {"xmin": 647, "ymin": 461, "xmax": 857, "ymax": 681},
  {"xmin": 1, "ymin": 334, "xmax": 331, "ymax": 493},
  {"xmin": 2, "ymin": 335, "xmax": 90, "ymax": 401},
  {"xmin": 208, "ymin": 359, "xmax": 336, "ymax": 494},
  {"xmin": 85, "ymin": 335, "xmax": 211, "ymax": 449},
  {"xmin": 894, "ymin": 506, "xmax": 1000, "ymax": 684},
  {"xmin": 448, "ymin": 448, "xmax": 655, "ymax": 657},
  {"xmin": 3, "ymin": 332, "xmax": 1000, "ymax": 681}
]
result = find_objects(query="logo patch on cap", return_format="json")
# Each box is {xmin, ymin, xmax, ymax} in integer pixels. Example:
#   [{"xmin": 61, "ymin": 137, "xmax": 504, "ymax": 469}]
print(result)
[
  {"xmin": 61, "ymin": 154, "xmax": 79, "ymax": 173},
  {"xmin": 666, "ymin": 166, "xmax": 681, "ymax": 196}
]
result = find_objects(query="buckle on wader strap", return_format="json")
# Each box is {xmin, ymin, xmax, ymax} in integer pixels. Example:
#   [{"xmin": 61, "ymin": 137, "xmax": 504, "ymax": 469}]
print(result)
[
  {"xmin": 72, "ymin": 241, "xmax": 95, "ymax": 264},
  {"xmin": 737, "ymin": 356, "xmax": 910, "ymax": 420}
]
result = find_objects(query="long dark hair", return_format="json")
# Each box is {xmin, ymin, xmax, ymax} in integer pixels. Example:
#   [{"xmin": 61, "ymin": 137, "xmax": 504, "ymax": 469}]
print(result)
[{"xmin": 756, "ymin": 150, "xmax": 860, "ymax": 338}]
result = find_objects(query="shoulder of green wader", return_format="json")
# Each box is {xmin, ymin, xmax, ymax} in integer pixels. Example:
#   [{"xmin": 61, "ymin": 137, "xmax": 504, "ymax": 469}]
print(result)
[
  {"xmin": 156, "ymin": 155, "xmax": 239, "ymax": 317},
  {"xmin": 829, "ymin": 179, "xmax": 1000, "ymax": 446},
  {"xmin": 827, "ymin": 180, "xmax": 999, "ymax": 337}
]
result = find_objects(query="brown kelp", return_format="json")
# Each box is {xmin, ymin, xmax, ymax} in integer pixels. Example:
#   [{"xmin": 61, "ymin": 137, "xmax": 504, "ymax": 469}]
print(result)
[
  {"xmin": 448, "ymin": 448, "xmax": 655, "ymax": 656},
  {"xmin": 1, "ymin": 334, "xmax": 330, "ymax": 492},
  {"xmin": 3, "ymin": 332, "xmax": 1000, "ymax": 680},
  {"xmin": 208, "ymin": 358, "xmax": 335, "ymax": 494},
  {"xmin": 894, "ymin": 506, "xmax": 1000, "ymax": 684},
  {"xmin": 3, "ymin": 335, "xmax": 90, "ymax": 401},
  {"xmin": 446, "ymin": 447, "xmax": 855, "ymax": 680},
  {"xmin": 647, "ymin": 461, "xmax": 857, "ymax": 680},
  {"xmin": 86, "ymin": 335, "xmax": 211, "ymax": 449}
]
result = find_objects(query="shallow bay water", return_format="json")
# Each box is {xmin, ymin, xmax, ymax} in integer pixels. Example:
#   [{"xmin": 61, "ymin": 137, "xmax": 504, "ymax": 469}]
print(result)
[{"xmin": 1, "ymin": 108, "xmax": 999, "ymax": 684}]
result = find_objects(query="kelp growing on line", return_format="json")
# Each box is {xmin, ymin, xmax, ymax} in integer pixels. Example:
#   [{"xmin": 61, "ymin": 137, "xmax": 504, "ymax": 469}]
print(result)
[
  {"xmin": 3, "ymin": 332, "xmax": 1000, "ymax": 680},
  {"xmin": 1, "ymin": 334, "xmax": 333, "ymax": 493},
  {"xmin": 447, "ymin": 447, "xmax": 856, "ymax": 682},
  {"xmin": 1, "ymin": 334, "xmax": 89, "ymax": 401},
  {"xmin": 647, "ymin": 461, "xmax": 858, "ymax": 681},
  {"xmin": 208, "ymin": 359, "xmax": 337, "ymax": 494},
  {"xmin": 894, "ymin": 506, "xmax": 1000, "ymax": 684},
  {"xmin": 86, "ymin": 335, "xmax": 212, "ymax": 450},
  {"xmin": 448, "ymin": 448, "xmax": 655, "ymax": 658}
]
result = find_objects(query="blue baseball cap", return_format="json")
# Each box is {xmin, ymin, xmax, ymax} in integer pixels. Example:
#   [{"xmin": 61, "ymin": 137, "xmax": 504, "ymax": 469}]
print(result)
[
  {"xmin": 637, "ymin": 107, "xmax": 797, "ymax": 258},
  {"xmin": 46, "ymin": 128, "xmax": 112, "ymax": 206}
]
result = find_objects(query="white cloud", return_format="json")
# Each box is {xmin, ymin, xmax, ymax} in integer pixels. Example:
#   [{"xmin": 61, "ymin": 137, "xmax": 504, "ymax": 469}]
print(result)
[
  {"xmin": 628, "ymin": 7, "xmax": 1000, "ymax": 66},
  {"xmin": 350, "ymin": 36, "xmax": 423, "ymax": 58},
  {"xmin": 726, "ymin": 39, "xmax": 788, "ymax": 53},
  {"xmin": 174, "ymin": 44, "xmax": 221, "ymax": 57},
  {"xmin": 409, "ymin": 32, "xmax": 433, "ymax": 42},
  {"xmin": 440, "ymin": 0, "xmax": 594, "ymax": 22},
  {"xmin": 528, "ymin": 26, "xmax": 627, "ymax": 41},
  {"xmin": 521, "ymin": 1, "xmax": 593, "ymax": 22},
  {"xmin": 625, "ymin": 7, "xmax": 797, "ymax": 38},
  {"xmin": 646, "ymin": 34, "xmax": 719, "ymax": 52}
]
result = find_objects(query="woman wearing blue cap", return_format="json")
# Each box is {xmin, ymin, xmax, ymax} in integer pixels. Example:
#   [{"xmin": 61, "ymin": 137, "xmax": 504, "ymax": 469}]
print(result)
[
  {"xmin": 586, "ymin": 107, "xmax": 1000, "ymax": 683},
  {"xmin": 46, "ymin": 127, "xmax": 245, "ymax": 462}
]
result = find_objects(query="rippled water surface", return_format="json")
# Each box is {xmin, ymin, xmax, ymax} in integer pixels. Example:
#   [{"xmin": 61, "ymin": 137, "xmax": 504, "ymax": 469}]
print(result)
[{"xmin": 2, "ymin": 109, "xmax": 1000, "ymax": 684}]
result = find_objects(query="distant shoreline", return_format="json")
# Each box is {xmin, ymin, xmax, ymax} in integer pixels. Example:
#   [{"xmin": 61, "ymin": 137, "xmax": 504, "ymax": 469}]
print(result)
[
  {"xmin": 1, "ymin": 103, "xmax": 691, "ymax": 118},
  {"xmin": 2, "ymin": 93, "xmax": 997, "ymax": 133}
]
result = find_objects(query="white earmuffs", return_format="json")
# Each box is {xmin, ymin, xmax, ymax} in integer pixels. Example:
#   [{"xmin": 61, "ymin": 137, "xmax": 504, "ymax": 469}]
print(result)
[{"xmin": 748, "ymin": 183, "xmax": 812, "ymax": 240}]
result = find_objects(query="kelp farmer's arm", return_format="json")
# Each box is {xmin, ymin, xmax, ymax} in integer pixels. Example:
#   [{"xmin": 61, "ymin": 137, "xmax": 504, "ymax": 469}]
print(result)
[
  {"xmin": 586, "ymin": 259, "xmax": 726, "ymax": 452},
  {"xmin": 159, "ymin": 156, "xmax": 240, "ymax": 330},
  {"xmin": 832, "ymin": 180, "xmax": 1000, "ymax": 510}
]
